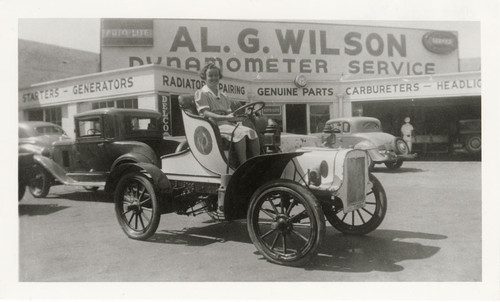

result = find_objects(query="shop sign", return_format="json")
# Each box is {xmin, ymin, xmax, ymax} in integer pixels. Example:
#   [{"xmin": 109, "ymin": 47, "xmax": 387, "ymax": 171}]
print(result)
[
  {"xmin": 20, "ymin": 74, "xmax": 154, "ymax": 106},
  {"xmin": 255, "ymin": 86, "xmax": 334, "ymax": 99},
  {"xmin": 101, "ymin": 19, "xmax": 459, "ymax": 79},
  {"xmin": 160, "ymin": 73, "xmax": 248, "ymax": 98},
  {"xmin": 344, "ymin": 72, "xmax": 481, "ymax": 101},
  {"xmin": 422, "ymin": 31, "xmax": 458, "ymax": 54},
  {"xmin": 102, "ymin": 19, "xmax": 154, "ymax": 47},
  {"xmin": 158, "ymin": 94, "xmax": 172, "ymax": 136}
]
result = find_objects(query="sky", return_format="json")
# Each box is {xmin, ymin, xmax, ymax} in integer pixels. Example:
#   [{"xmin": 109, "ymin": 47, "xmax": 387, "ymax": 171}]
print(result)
[{"xmin": 17, "ymin": 19, "xmax": 481, "ymax": 58}]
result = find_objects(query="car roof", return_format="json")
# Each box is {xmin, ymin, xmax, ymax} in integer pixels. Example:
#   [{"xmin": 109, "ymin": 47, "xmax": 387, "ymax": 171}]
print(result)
[
  {"xmin": 327, "ymin": 116, "xmax": 381, "ymax": 124},
  {"xmin": 75, "ymin": 108, "xmax": 161, "ymax": 118}
]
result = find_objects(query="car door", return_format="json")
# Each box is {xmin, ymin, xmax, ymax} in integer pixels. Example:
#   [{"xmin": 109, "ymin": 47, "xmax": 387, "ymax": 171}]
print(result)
[{"xmin": 74, "ymin": 115, "xmax": 114, "ymax": 172}]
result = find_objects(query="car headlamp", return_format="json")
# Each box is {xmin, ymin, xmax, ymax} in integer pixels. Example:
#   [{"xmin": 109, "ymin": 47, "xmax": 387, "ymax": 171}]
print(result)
[{"xmin": 308, "ymin": 160, "xmax": 328, "ymax": 187}]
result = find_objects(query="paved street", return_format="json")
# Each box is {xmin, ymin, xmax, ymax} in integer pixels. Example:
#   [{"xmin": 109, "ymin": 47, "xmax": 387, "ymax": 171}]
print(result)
[{"xmin": 15, "ymin": 161, "xmax": 483, "ymax": 284}]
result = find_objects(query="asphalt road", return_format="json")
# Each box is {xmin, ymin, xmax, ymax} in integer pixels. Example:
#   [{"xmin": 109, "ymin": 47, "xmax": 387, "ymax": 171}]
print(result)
[{"xmin": 11, "ymin": 161, "xmax": 487, "ymax": 298}]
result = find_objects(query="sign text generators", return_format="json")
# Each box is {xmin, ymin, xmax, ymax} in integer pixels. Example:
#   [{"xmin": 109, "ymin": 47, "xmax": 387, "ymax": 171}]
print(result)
[{"xmin": 128, "ymin": 25, "xmax": 448, "ymax": 76}]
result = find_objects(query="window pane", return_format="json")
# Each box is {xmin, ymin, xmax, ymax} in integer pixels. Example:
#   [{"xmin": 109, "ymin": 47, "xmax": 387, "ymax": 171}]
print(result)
[{"xmin": 309, "ymin": 105, "xmax": 330, "ymax": 133}]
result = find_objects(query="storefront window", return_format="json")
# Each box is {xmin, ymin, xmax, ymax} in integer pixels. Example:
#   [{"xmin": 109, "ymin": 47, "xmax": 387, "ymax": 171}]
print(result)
[
  {"xmin": 27, "ymin": 107, "xmax": 62, "ymax": 126},
  {"xmin": 309, "ymin": 105, "xmax": 330, "ymax": 133},
  {"xmin": 92, "ymin": 98, "xmax": 138, "ymax": 110}
]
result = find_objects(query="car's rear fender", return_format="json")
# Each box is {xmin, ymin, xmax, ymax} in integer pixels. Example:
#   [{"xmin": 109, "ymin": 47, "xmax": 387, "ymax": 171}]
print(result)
[
  {"xmin": 106, "ymin": 162, "xmax": 173, "ymax": 213},
  {"xmin": 223, "ymin": 152, "xmax": 305, "ymax": 220}
]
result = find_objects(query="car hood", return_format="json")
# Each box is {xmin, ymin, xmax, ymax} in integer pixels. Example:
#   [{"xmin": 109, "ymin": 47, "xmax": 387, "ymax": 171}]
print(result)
[{"xmin": 19, "ymin": 135, "xmax": 70, "ymax": 148}]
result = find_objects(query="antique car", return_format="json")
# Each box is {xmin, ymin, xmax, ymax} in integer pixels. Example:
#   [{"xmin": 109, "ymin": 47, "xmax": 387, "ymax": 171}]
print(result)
[
  {"xmin": 320, "ymin": 116, "xmax": 416, "ymax": 169},
  {"xmin": 452, "ymin": 119, "xmax": 481, "ymax": 155},
  {"xmin": 18, "ymin": 121, "xmax": 71, "ymax": 197},
  {"xmin": 29, "ymin": 101, "xmax": 387, "ymax": 266}
]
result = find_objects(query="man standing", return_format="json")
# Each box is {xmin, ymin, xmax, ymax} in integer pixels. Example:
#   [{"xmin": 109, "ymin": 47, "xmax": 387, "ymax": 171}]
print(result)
[{"xmin": 401, "ymin": 117, "xmax": 414, "ymax": 152}]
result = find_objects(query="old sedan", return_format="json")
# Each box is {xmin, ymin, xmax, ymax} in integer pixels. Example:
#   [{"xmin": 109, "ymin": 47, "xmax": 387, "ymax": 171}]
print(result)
[{"xmin": 322, "ymin": 116, "xmax": 416, "ymax": 169}]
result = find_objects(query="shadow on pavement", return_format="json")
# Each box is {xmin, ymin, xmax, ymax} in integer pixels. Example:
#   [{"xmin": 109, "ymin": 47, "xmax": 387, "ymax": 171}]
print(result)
[
  {"xmin": 49, "ymin": 190, "xmax": 112, "ymax": 203},
  {"xmin": 150, "ymin": 221, "xmax": 445, "ymax": 273},
  {"xmin": 307, "ymin": 229, "xmax": 446, "ymax": 272},
  {"xmin": 372, "ymin": 167, "xmax": 426, "ymax": 173},
  {"xmin": 19, "ymin": 204, "xmax": 69, "ymax": 216}
]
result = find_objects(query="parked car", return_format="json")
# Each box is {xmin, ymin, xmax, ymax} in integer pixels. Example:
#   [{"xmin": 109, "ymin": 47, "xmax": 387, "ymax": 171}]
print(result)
[
  {"xmin": 318, "ymin": 116, "xmax": 416, "ymax": 169},
  {"xmin": 25, "ymin": 108, "xmax": 183, "ymax": 198},
  {"xmin": 30, "ymin": 103, "xmax": 387, "ymax": 266},
  {"xmin": 18, "ymin": 121, "xmax": 71, "ymax": 198},
  {"xmin": 453, "ymin": 119, "xmax": 481, "ymax": 155}
]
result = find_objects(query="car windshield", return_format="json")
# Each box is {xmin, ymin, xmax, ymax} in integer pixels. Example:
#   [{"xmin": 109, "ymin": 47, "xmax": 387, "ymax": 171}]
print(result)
[{"xmin": 35, "ymin": 126, "xmax": 66, "ymax": 136}]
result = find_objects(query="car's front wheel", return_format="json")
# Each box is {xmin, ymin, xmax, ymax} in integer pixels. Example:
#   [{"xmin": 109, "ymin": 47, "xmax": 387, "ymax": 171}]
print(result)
[
  {"xmin": 247, "ymin": 180, "xmax": 325, "ymax": 266},
  {"xmin": 28, "ymin": 164, "xmax": 51, "ymax": 198},
  {"xmin": 323, "ymin": 174, "xmax": 387, "ymax": 235},
  {"xmin": 114, "ymin": 172, "xmax": 161, "ymax": 241}
]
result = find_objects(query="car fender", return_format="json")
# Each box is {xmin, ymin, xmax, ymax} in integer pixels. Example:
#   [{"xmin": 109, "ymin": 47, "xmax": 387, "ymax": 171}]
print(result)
[
  {"xmin": 18, "ymin": 143, "xmax": 48, "ymax": 156},
  {"xmin": 223, "ymin": 151, "xmax": 305, "ymax": 220},
  {"xmin": 106, "ymin": 162, "xmax": 173, "ymax": 213},
  {"xmin": 110, "ymin": 149, "xmax": 159, "ymax": 171},
  {"xmin": 106, "ymin": 162, "xmax": 171, "ymax": 195}
]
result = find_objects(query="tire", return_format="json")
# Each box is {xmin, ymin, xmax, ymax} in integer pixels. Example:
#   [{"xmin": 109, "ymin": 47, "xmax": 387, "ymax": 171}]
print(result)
[
  {"xmin": 19, "ymin": 183, "xmax": 26, "ymax": 201},
  {"xmin": 465, "ymin": 136, "xmax": 481, "ymax": 154},
  {"xmin": 384, "ymin": 159, "xmax": 403, "ymax": 169},
  {"xmin": 323, "ymin": 174, "xmax": 387, "ymax": 235},
  {"xmin": 28, "ymin": 164, "xmax": 51, "ymax": 198},
  {"xmin": 83, "ymin": 186, "xmax": 99, "ymax": 192},
  {"xmin": 114, "ymin": 172, "xmax": 161, "ymax": 241},
  {"xmin": 247, "ymin": 179, "xmax": 325, "ymax": 266},
  {"xmin": 394, "ymin": 138, "xmax": 409, "ymax": 155}
]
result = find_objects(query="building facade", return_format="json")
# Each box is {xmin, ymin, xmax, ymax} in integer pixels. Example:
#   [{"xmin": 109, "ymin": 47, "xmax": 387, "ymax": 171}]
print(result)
[{"xmin": 19, "ymin": 19, "xmax": 481, "ymax": 155}]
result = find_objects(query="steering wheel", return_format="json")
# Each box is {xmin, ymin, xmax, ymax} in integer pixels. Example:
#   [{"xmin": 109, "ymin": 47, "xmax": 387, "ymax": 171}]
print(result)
[
  {"xmin": 232, "ymin": 101, "xmax": 265, "ymax": 117},
  {"xmin": 87, "ymin": 128, "xmax": 101, "ymax": 135}
]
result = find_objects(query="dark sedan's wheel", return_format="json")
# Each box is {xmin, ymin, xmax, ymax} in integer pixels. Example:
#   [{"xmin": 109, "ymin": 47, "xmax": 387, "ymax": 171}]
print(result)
[
  {"xmin": 19, "ymin": 183, "xmax": 26, "ymax": 201},
  {"xmin": 384, "ymin": 159, "xmax": 403, "ymax": 169},
  {"xmin": 323, "ymin": 174, "xmax": 387, "ymax": 235},
  {"xmin": 114, "ymin": 173, "xmax": 161, "ymax": 241},
  {"xmin": 247, "ymin": 180, "xmax": 325, "ymax": 266},
  {"xmin": 28, "ymin": 164, "xmax": 51, "ymax": 198}
]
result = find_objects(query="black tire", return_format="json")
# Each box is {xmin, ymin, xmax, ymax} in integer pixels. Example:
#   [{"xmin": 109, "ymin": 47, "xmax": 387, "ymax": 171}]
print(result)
[
  {"xmin": 384, "ymin": 159, "xmax": 403, "ymax": 169},
  {"xmin": 114, "ymin": 172, "xmax": 161, "ymax": 241},
  {"xmin": 323, "ymin": 174, "xmax": 387, "ymax": 235},
  {"xmin": 465, "ymin": 136, "xmax": 481, "ymax": 154},
  {"xmin": 19, "ymin": 183, "xmax": 26, "ymax": 201},
  {"xmin": 83, "ymin": 186, "xmax": 99, "ymax": 192},
  {"xmin": 28, "ymin": 164, "xmax": 51, "ymax": 198},
  {"xmin": 247, "ymin": 179, "xmax": 325, "ymax": 266}
]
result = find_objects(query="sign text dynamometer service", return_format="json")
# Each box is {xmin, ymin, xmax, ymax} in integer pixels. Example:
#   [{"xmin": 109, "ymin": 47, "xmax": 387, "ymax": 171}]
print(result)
[{"xmin": 101, "ymin": 20, "xmax": 459, "ymax": 79}]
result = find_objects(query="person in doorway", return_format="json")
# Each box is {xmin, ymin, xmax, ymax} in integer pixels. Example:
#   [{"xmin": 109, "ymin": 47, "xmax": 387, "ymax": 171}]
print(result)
[
  {"xmin": 401, "ymin": 116, "xmax": 415, "ymax": 152},
  {"xmin": 195, "ymin": 62, "xmax": 260, "ymax": 164}
]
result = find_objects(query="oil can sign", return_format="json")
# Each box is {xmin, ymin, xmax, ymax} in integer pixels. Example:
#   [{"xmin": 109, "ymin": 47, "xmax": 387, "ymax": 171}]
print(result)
[{"xmin": 422, "ymin": 31, "xmax": 458, "ymax": 54}]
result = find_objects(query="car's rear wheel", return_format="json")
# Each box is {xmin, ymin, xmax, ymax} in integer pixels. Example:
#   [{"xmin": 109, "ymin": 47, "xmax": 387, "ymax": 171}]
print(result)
[
  {"xmin": 323, "ymin": 174, "xmax": 387, "ymax": 235},
  {"xmin": 247, "ymin": 180, "xmax": 325, "ymax": 266},
  {"xmin": 114, "ymin": 173, "xmax": 161, "ymax": 241},
  {"xmin": 384, "ymin": 159, "xmax": 403, "ymax": 169},
  {"xmin": 28, "ymin": 164, "xmax": 51, "ymax": 198}
]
